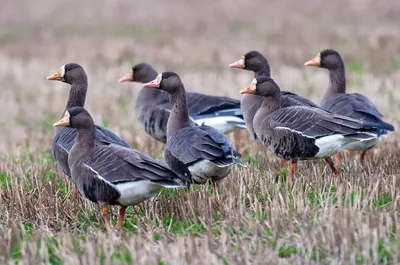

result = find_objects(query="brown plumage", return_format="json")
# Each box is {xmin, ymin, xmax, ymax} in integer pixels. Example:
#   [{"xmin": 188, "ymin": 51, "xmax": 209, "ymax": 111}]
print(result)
[
  {"xmin": 142, "ymin": 72, "xmax": 245, "ymax": 185},
  {"xmin": 53, "ymin": 107, "xmax": 185, "ymax": 231},
  {"xmin": 229, "ymin": 51, "xmax": 318, "ymax": 140},
  {"xmin": 305, "ymin": 49, "xmax": 394, "ymax": 162},
  {"xmin": 47, "ymin": 63, "xmax": 130, "ymax": 179},
  {"xmin": 119, "ymin": 63, "xmax": 245, "ymax": 143},
  {"xmin": 240, "ymin": 76, "xmax": 379, "ymax": 182}
]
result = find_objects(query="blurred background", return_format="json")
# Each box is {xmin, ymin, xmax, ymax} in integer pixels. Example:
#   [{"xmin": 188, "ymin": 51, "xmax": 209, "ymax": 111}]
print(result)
[{"xmin": 1, "ymin": 0, "xmax": 399, "ymax": 155}]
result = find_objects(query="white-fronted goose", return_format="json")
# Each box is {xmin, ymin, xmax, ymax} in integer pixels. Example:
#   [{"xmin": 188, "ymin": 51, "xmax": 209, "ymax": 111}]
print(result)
[
  {"xmin": 229, "ymin": 51, "xmax": 318, "ymax": 140},
  {"xmin": 240, "ymin": 76, "xmax": 380, "ymax": 182},
  {"xmin": 47, "ymin": 63, "xmax": 131, "ymax": 178},
  {"xmin": 304, "ymin": 49, "xmax": 394, "ymax": 161},
  {"xmin": 53, "ymin": 107, "xmax": 185, "ymax": 230},
  {"xmin": 119, "ymin": 63, "xmax": 246, "ymax": 143},
  {"xmin": 142, "ymin": 72, "xmax": 245, "ymax": 185}
]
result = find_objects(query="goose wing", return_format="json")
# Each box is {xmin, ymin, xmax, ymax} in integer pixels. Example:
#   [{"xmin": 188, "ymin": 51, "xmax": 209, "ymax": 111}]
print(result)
[
  {"xmin": 136, "ymin": 103, "xmax": 172, "ymax": 143},
  {"xmin": 281, "ymin": 91, "xmax": 318, "ymax": 108},
  {"xmin": 166, "ymin": 125, "xmax": 240, "ymax": 167},
  {"xmin": 186, "ymin": 92, "xmax": 241, "ymax": 117},
  {"xmin": 269, "ymin": 106, "xmax": 368, "ymax": 139},
  {"xmin": 82, "ymin": 145, "xmax": 186, "ymax": 184},
  {"xmin": 52, "ymin": 128, "xmax": 75, "ymax": 176},
  {"xmin": 321, "ymin": 93, "xmax": 393, "ymax": 131},
  {"xmin": 52, "ymin": 125, "xmax": 131, "ymax": 177},
  {"xmin": 94, "ymin": 125, "xmax": 131, "ymax": 148}
]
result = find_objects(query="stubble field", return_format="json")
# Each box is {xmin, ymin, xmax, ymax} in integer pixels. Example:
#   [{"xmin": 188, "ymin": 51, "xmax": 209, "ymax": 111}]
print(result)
[{"xmin": 1, "ymin": 0, "xmax": 400, "ymax": 264}]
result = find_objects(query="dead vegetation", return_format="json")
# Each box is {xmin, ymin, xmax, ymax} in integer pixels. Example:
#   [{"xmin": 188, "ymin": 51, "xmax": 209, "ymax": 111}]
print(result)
[
  {"xmin": 1, "ymin": 144, "xmax": 400, "ymax": 264},
  {"xmin": 1, "ymin": 0, "xmax": 400, "ymax": 264}
]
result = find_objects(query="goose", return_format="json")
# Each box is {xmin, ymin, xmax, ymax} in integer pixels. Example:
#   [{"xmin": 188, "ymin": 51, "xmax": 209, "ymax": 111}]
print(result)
[
  {"xmin": 47, "ymin": 63, "xmax": 131, "ymax": 179},
  {"xmin": 304, "ymin": 49, "xmax": 394, "ymax": 161},
  {"xmin": 240, "ymin": 76, "xmax": 380, "ymax": 182},
  {"xmin": 53, "ymin": 107, "xmax": 185, "ymax": 230},
  {"xmin": 119, "ymin": 63, "xmax": 246, "ymax": 143},
  {"xmin": 142, "ymin": 72, "xmax": 245, "ymax": 185},
  {"xmin": 229, "ymin": 51, "xmax": 318, "ymax": 140}
]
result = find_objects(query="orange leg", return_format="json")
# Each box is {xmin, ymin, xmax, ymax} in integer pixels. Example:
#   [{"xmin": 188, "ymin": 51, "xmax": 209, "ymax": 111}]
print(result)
[
  {"xmin": 360, "ymin": 150, "xmax": 368, "ymax": 162},
  {"xmin": 282, "ymin": 160, "xmax": 288, "ymax": 169},
  {"xmin": 73, "ymin": 186, "xmax": 80, "ymax": 198},
  {"xmin": 336, "ymin": 152, "xmax": 343, "ymax": 166},
  {"xmin": 114, "ymin": 206, "xmax": 127, "ymax": 231},
  {"xmin": 101, "ymin": 206, "xmax": 111, "ymax": 229},
  {"xmin": 347, "ymin": 150, "xmax": 356, "ymax": 160},
  {"xmin": 324, "ymin": 157, "xmax": 342, "ymax": 179},
  {"xmin": 289, "ymin": 162, "xmax": 297, "ymax": 184}
]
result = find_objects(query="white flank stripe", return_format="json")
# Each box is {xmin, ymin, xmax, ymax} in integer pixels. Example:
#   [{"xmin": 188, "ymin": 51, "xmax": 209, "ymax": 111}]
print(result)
[
  {"xmin": 195, "ymin": 116, "xmax": 246, "ymax": 133},
  {"xmin": 84, "ymin": 164, "xmax": 116, "ymax": 188},
  {"xmin": 275, "ymin": 127, "xmax": 314, "ymax": 138},
  {"xmin": 59, "ymin": 144, "xmax": 70, "ymax": 154}
]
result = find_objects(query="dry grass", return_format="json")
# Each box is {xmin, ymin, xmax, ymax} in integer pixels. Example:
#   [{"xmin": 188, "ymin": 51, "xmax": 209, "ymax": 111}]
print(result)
[{"xmin": 1, "ymin": 0, "xmax": 400, "ymax": 264}]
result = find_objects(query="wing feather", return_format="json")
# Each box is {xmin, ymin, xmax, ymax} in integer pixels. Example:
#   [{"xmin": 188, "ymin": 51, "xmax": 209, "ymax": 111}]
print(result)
[
  {"xmin": 83, "ymin": 145, "xmax": 185, "ymax": 184},
  {"xmin": 166, "ymin": 125, "xmax": 241, "ymax": 167},
  {"xmin": 52, "ymin": 125, "xmax": 131, "ymax": 177},
  {"xmin": 270, "ymin": 106, "xmax": 373, "ymax": 139}
]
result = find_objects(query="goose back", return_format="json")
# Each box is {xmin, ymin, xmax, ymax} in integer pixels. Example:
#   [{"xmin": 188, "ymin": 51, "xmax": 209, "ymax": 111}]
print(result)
[
  {"xmin": 49, "ymin": 63, "xmax": 131, "ymax": 177},
  {"xmin": 164, "ymin": 125, "xmax": 239, "ymax": 184},
  {"xmin": 254, "ymin": 105, "xmax": 378, "ymax": 161},
  {"xmin": 53, "ymin": 126, "xmax": 131, "ymax": 177},
  {"xmin": 70, "ymin": 144, "xmax": 185, "ymax": 205},
  {"xmin": 125, "ymin": 63, "xmax": 244, "ymax": 142},
  {"xmin": 321, "ymin": 93, "xmax": 393, "ymax": 132},
  {"xmin": 143, "ymin": 72, "xmax": 244, "ymax": 184},
  {"xmin": 231, "ymin": 51, "xmax": 318, "ymax": 139},
  {"xmin": 304, "ymin": 49, "xmax": 394, "ymax": 135}
]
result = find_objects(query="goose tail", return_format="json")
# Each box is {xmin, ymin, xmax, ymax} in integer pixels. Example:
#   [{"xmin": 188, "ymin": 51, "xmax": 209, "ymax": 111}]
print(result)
[
  {"xmin": 234, "ymin": 158, "xmax": 247, "ymax": 168},
  {"xmin": 151, "ymin": 180, "xmax": 185, "ymax": 189},
  {"xmin": 344, "ymin": 132, "xmax": 378, "ymax": 141}
]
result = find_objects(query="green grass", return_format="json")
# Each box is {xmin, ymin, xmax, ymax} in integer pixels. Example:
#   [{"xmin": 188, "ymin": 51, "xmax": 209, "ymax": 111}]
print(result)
[
  {"xmin": 392, "ymin": 57, "xmax": 400, "ymax": 70},
  {"xmin": 0, "ymin": 29, "xmax": 27, "ymax": 43},
  {"xmin": 0, "ymin": 172, "xmax": 12, "ymax": 188},
  {"xmin": 347, "ymin": 61, "xmax": 364, "ymax": 75},
  {"xmin": 41, "ymin": 115, "xmax": 59, "ymax": 133},
  {"xmin": 103, "ymin": 27, "xmax": 162, "ymax": 38},
  {"xmin": 101, "ymin": 119, "xmax": 110, "ymax": 128}
]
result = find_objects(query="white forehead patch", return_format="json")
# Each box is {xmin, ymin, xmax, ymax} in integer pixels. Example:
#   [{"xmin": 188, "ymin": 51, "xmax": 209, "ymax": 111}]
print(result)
[
  {"xmin": 251, "ymin": 78, "xmax": 258, "ymax": 85},
  {"xmin": 316, "ymin": 53, "xmax": 321, "ymax": 63},
  {"xmin": 240, "ymin": 56, "xmax": 245, "ymax": 66},
  {"xmin": 59, "ymin": 64, "xmax": 66, "ymax": 77},
  {"xmin": 59, "ymin": 110, "xmax": 70, "ymax": 124},
  {"xmin": 155, "ymin": 73, "xmax": 162, "ymax": 84}
]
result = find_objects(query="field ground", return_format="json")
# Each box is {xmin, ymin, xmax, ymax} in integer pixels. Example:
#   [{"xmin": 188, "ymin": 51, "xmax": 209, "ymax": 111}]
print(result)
[{"xmin": 1, "ymin": 0, "xmax": 400, "ymax": 264}]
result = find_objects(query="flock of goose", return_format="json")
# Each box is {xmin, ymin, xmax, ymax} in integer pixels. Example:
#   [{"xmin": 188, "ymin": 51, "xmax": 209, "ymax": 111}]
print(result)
[{"xmin": 47, "ymin": 49, "xmax": 394, "ymax": 231}]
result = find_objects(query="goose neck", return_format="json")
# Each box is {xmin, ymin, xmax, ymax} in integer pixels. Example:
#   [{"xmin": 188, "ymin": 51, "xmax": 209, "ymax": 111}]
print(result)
[{"xmin": 167, "ymin": 87, "xmax": 192, "ymax": 134}]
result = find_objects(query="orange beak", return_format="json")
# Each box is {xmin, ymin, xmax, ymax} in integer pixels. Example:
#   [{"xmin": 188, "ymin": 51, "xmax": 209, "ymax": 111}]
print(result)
[
  {"xmin": 240, "ymin": 80, "xmax": 257, "ymax": 94},
  {"xmin": 304, "ymin": 55, "xmax": 321, "ymax": 67},
  {"xmin": 240, "ymin": 86, "xmax": 255, "ymax": 94},
  {"xmin": 119, "ymin": 70, "xmax": 134, "ymax": 83},
  {"xmin": 229, "ymin": 58, "xmax": 245, "ymax": 68},
  {"xmin": 143, "ymin": 79, "xmax": 160, "ymax": 88},
  {"xmin": 53, "ymin": 116, "xmax": 70, "ymax": 127},
  {"xmin": 47, "ymin": 71, "xmax": 62, "ymax": 81}
]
